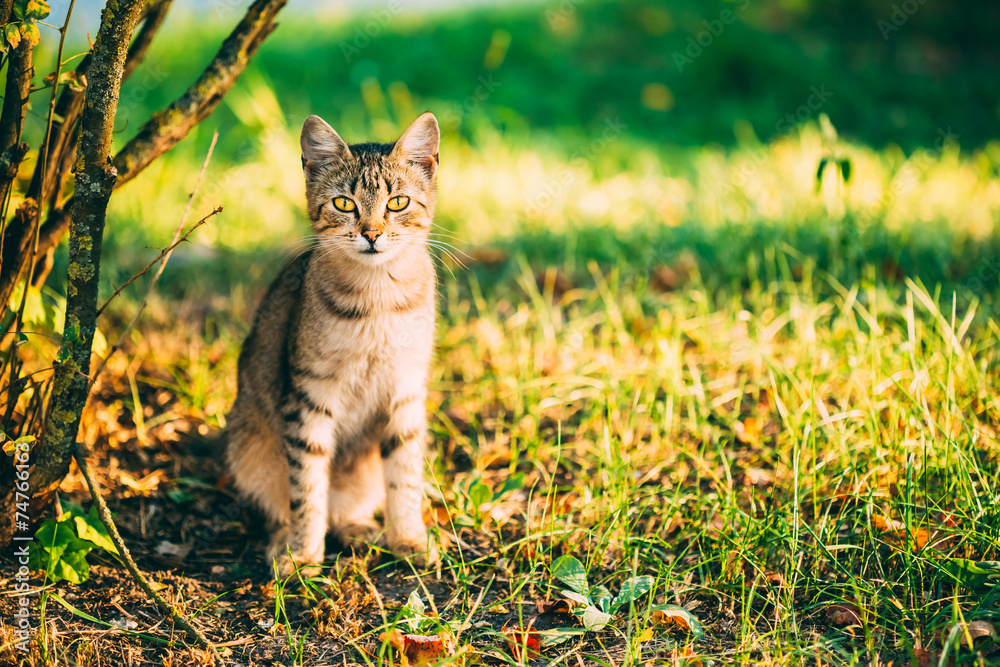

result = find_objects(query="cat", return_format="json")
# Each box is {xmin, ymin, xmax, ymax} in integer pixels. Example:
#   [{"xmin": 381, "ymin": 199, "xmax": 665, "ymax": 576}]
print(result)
[{"xmin": 225, "ymin": 112, "xmax": 440, "ymax": 576}]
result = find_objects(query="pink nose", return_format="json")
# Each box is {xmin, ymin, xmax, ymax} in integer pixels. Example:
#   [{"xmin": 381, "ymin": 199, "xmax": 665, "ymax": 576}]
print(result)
[{"xmin": 362, "ymin": 229, "xmax": 382, "ymax": 243}]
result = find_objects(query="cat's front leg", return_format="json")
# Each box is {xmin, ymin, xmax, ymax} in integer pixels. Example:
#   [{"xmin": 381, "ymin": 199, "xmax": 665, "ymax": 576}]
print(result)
[
  {"xmin": 381, "ymin": 396, "xmax": 436, "ymax": 565},
  {"xmin": 272, "ymin": 406, "xmax": 335, "ymax": 577}
]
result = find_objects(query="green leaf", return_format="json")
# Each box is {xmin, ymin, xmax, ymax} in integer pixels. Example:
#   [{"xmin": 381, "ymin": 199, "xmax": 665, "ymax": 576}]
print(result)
[
  {"xmin": 14, "ymin": 0, "xmax": 50, "ymax": 20},
  {"xmin": 55, "ymin": 345, "xmax": 71, "ymax": 364},
  {"xmin": 494, "ymin": 473, "xmax": 525, "ymax": 500},
  {"xmin": 404, "ymin": 589, "xmax": 425, "ymax": 616},
  {"xmin": 50, "ymin": 548, "xmax": 90, "ymax": 584},
  {"xmin": 539, "ymin": 627, "xmax": 585, "ymax": 646},
  {"xmin": 32, "ymin": 518, "xmax": 95, "ymax": 583},
  {"xmin": 591, "ymin": 584, "xmax": 612, "ymax": 613},
  {"xmin": 3, "ymin": 23, "xmax": 22, "ymax": 50},
  {"xmin": 18, "ymin": 20, "xmax": 40, "ymax": 47},
  {"xmin": 74, "ymin": 507, "xmax": 119, "ymax": 555},
  {"xmin": 58, "ymin": 499, "xmax": 85, "ymax": 518},
  {"xmin": 941, "ymin": 559, "xmax": 1000, "ymax": 591},
  {"xmin": 612, "ymin": 576, "xmax": 653, "ymax": 610},
  {"xmin": 468, "ymin": 481, "xmax": 491, "ymax": 509},
  {"xmin": 551, "ymin": 555, "xmax": 588, "ymax": 595},
  {"xmin": 581, "ymin": 605, "xmax": 613, "ymax": 632}
]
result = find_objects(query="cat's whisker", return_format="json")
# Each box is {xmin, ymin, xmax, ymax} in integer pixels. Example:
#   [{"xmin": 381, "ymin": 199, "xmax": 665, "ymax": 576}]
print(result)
[
  {"xmin": 422, "ymin": 240, "xmax": 468, "ymax": 271},
  {"xmin": 282, "ymin": 235, "xmax": 321, "ymax": 264}
]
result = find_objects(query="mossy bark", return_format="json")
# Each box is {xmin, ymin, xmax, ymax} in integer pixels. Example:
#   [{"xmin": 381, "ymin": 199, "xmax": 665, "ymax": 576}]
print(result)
[
  {"xmin": 32, "ymin": 0, "xmax": 148, "ymax": 499},
  {"xmin": 113, "ymin": 0, "xmax": 288, "ymax": 186}
]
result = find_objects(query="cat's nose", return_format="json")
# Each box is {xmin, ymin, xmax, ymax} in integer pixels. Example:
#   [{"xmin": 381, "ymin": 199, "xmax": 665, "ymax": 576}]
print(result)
[{"xmin": 361, "ymin": 229, "xmax": 382, "ymax": 244}]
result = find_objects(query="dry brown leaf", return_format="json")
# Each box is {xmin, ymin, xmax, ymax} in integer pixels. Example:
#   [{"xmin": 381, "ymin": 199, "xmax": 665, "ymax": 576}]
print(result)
[
  {"xmin": 913, "ymin": 647, "xmax": 938, "ymax": 667},
  {"xmin": 826, "ymin": 602, "xmax": 863, "ymax": 628},
  {"xmin": 502, "ymin": 622, "xmax": 541, "ymax": 661},
  {"xmin": 873, "ymin": 514, "xmax": 929, "ymax": 550},
  {"xmin": 961, "ymin": 620, "xmax": 997, "ymax": 649},
  {"xmin": 536, "ymin": 598, "xmax": 578, "ymax": 615},
  {"xmin": 734, "ymin": 417, "xmax": 762, "ymax": 444},
  {"xmin": 380, "ymin": 629, "xmax": 456, "ymax": 666},
  {"xmin": 651, "ymin": 609, "xmax": 691, "ymax": 633},
  {"xmin": 669, "ymin": 644, "xmax": 703, "ymax": 666}
]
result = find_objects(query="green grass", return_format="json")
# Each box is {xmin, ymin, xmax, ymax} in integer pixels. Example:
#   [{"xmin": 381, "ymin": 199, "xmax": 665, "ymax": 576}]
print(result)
[{"xmin": 8, "ymin": 0, "xmax": 1000, "ymax": 664}]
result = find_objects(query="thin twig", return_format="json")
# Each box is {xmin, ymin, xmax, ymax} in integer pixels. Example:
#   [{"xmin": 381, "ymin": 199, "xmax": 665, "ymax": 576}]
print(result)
[
  {"xmin": 72, "ymin": 443, "xmax": 220, "ymax": 662},
  {"xmin": 87, "ymin": 206, "xmax": 220, "ymax": 388},
  {"xmin": 95, "ymin": 205, "xmax": 221, "ymax": 318}
]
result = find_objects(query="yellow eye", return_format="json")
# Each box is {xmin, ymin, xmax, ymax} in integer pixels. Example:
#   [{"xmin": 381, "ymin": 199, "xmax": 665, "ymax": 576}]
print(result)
[
  {"xmin": 333, "ymin": 197, "xmax": 356, "ymax": 212},
  {"xmin": 387, "ymin": 195, "xmax": 410, "ymax": 211}
]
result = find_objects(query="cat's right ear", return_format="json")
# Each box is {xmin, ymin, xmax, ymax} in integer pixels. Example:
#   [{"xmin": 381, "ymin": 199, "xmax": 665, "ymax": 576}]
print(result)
[{"xmin": 301, "ymin": 115, "xmax": 350, "ymax": 176}]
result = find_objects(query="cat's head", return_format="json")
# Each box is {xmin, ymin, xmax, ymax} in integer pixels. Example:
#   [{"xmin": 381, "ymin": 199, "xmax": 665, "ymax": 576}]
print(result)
[{"xmin": 300, "ymin": 112, "xmax": 439, "ymax": 266}]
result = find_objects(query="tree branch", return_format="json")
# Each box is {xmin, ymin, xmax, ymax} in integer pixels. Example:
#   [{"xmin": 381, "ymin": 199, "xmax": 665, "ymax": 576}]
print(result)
[
  {"xmin": 34, "ymin": 0, "xmax": 148, "ymax": 498},
  {"xmin": 113, "ymin": 0, "xmax": 288, "ymax": 186},
  {"xmin": 74, "ymin": 443, "xmax": 220, "ymax": 661}
]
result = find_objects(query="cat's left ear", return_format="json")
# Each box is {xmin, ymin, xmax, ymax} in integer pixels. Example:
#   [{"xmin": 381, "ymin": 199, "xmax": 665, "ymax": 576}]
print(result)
[
  {"xmin": 301, "ymin": 115, "xmax": 351, "ymax": 177},
  {"xmin": 392, "ymin": 112, "xmax": 440, "ymax": 179}
]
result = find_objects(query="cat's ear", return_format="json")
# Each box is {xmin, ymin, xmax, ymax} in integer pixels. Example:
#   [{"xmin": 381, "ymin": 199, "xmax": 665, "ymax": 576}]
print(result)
[
  {"xmin": 301, "ymin": 115, "xmax": 350, "ymax": 175},
  {"xmin": 392, "ymin": 112, "xmax": 439, "ymax": 179}
]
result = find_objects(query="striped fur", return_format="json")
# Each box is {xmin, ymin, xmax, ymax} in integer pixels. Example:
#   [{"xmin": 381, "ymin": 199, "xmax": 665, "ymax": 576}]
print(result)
[{"xmin": 226, "ymin": 113, "xmax": 440, "ymax": 576}]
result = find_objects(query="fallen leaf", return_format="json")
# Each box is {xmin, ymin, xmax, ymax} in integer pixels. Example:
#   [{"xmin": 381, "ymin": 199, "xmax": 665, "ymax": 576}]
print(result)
[
  {"xmin": 669, "ymin": 644, "xmax": 703, "ymax": 666},
  {"xmin": 913, "ymin": 647, "xmax": 938, "ymax": 667},
  {"xmin": 960, "ymin": 620, "xmax": 997, "ymax": 649},
  {"xmin": 734, "ymin": 417, "xmax": 762, "ymax": 444},
  {"xmin": 873, "ymin": 514, "xmax": 929, "ymax": 550},
  {"xmin": 155, "ymin": 540, "xmax": 192, "ymax": 560},
  {"xmin": 650, "ymin": 604, "xmax": 703, "ymax": 638},
  {"xmin": 502, "ymin": 622, "xmax": 541, "ymax": 661},
  {"xmin": 634, "ymin": 627, "xmax": 654, "ymax": 644},
  {"xmin": 381, "ymin": 629, "xmax": 456, "ymax": 666},
  {"xmin": 536, "ymin": 598, "xmax": 577, "ymax": 615},
  {"xmin": 826, "ymin": 602, "xmax": 863, "ymax": 628}
]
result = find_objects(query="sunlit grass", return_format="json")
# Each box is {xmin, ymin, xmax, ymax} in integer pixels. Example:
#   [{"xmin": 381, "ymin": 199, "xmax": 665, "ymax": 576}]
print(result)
[{"xmin": 15, "ymin": 50, "xmax": 1000, "ymax": 667}]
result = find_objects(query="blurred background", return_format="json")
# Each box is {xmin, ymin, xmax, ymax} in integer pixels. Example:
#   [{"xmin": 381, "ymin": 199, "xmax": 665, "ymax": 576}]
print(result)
[{"xmin": 19, "ymin": 0, "xmax": 1000, "ymax": 424}]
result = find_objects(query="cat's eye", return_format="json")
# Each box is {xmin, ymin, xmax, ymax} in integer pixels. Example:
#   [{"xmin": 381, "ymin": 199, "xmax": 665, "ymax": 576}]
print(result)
[
  {"xmin": 333, "ymin": 197, "xmax": 356, "ymax": 212},
  {"xmin": 387, "ymin": 196, "xmax": 410, "ymax": 211}
]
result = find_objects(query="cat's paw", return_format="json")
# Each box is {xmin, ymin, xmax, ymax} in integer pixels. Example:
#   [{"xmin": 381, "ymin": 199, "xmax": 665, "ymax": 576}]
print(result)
[
  {"xmin": 267, "ymin": 544, "xmax": 324, "ymax": 578},
  {"xmin": 333, "ymin": 520, "xmax": 387, "ymax": 550},
  {"xmin": 388, "ymin": 534, "xmax": 439, "ymax": 567}
]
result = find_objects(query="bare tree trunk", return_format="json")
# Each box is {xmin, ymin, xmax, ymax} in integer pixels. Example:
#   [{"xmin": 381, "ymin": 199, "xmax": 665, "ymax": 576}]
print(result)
[
  {"xmin": 30, "ymin": 0, "xmax": 148, "ymax": 502},
  {"xmin": 0, "ymin": 23, "xmax": 36, "ymax": 302}
]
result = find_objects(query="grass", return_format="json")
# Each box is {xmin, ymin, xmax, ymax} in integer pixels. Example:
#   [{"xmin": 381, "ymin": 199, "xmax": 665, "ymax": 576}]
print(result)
[{"xmin": 3, "ymin": 0, "xmax": 1000, "ymax": 665}]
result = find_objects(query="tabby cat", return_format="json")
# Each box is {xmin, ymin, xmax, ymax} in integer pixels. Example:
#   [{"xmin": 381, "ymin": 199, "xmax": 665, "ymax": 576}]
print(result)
[{"xmin": 226, "ymin": 113, "xmax": 440, "ymax": 575}]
